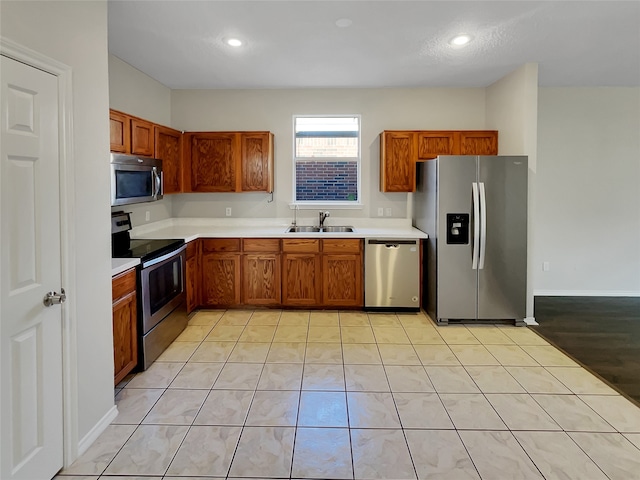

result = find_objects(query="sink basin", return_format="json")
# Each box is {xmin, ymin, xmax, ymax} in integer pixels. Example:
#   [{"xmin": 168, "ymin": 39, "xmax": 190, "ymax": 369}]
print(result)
[
  {"xmin": 286, "ymin": 226, "xmax": 321, "ymax": 233},
  {"xmin": 321, "ymin": 226, "xmax": 355, "ymax": 233}
]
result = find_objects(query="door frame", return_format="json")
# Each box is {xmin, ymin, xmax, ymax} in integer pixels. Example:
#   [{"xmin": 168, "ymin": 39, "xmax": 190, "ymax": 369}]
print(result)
[{"xmin": 1, "ymin": 37, "xmax": 79, "ymax": 468}]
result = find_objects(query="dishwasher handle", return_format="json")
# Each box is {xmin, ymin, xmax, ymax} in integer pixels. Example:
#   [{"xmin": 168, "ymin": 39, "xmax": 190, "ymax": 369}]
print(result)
[{"xmin": 367, "ymin": 239, "xmax": 418, "ymax": 246}]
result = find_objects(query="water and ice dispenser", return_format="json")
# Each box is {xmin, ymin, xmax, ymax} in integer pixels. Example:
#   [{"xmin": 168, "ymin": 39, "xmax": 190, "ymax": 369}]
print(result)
[{"xmin": 446, "ymin": 213, "xmax": 469, "ymax": 244}]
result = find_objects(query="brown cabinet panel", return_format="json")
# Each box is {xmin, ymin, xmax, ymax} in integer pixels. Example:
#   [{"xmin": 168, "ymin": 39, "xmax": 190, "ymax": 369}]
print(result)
[
  {"xmin": 282, "ymin": 238, "xmax": 320, "ymax": 253},
  {"xmin": 380, "ymin": 131, "xmax": 416, "ymax": 192},
  {"xmin": 322, "ymin": 254, "xmax": 363, "ymax": 307},
  {"xmin": 322, "ymin": 239, "xmax": 362, "ymax": 254},
  {"xmin": 243, "ymin": 254, "xmax": 281, "ymax": 305},
  {"xmin": 241, "ymin": 133, "xmax": 273, "ymax": 192},
  {"xmin": 109, "ymin": 110, "xmax": 130, "ymax": 153},
  {"xmin": 202, "ymin": 238, "xmax": 241, "ymax": 253},
  {"xmin": 243, "ymin": 238, "xmax": 281, "ymax": 253},
  {"xmin": 185, "ymin": 132, "xmax": 239, "ymax": 192},
  {"xmin": 282, "ymin": 253, "xmax": 321, "ymax": 306},
  {"xmin": 202, "ymin": 253, "xmax": 241, "ymax": 306},
  {"xmin": 130, "ymin": 118, "xmax": 154, "ymax": 157},
  {"xmin": 459, "ymin": 131, "xmax": 498, "ymax": 155},
  {"xmin": 417, "ymin": 131, "xmax": 458, "ymax": 160},
  {"xmin": 112, "ymin": 268, "xmax": 137, "ymax": 385},
  {"xmin": 186, "ymin": 240, "xmax": 201, "ymax": 314},
  {"xmin": 155, "ymin": 125, "xmax": 183, "ymax": 194}
]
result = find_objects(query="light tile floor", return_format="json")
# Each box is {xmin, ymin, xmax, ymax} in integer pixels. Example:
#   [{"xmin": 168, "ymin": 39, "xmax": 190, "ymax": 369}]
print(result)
[{"xmin": 56, "ymin": 309, "xmax": 640, "ymax": 480}]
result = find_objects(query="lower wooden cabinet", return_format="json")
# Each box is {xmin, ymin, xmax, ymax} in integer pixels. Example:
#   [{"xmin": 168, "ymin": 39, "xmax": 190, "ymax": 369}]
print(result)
[
  {"xmin": 112, "ymin": 268, "xmax": 137, "ymax": 385},
  {"xmin": 322, "ymin": 239, "xmax": 363, "ymax": 307},
  {"xmin": 186, "ymin": 240, "xmax": 201, "ymax": 314},
  {"xmin": 243, "ymin": 239, "xmax": 281, "ymax": 305},
  {"xmin": 194, "ymin": 237, "xmax": 364, "ymax": 309}
]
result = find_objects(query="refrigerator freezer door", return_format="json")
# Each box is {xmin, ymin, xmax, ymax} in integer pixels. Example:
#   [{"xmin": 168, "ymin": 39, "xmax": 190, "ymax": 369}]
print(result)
[
  {"xmin": 477, "ymin": 156, "xmax": 528, "ymax": 320},
  {"xmin": 437, "ymin": 156, "xmax": 479, "ymax": 321}
]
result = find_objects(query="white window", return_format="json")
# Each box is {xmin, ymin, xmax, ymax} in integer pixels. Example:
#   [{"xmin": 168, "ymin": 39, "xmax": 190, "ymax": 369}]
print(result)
[{"xmin": 293, "ymin": 115, "xmax": 361, "ymax": 205}]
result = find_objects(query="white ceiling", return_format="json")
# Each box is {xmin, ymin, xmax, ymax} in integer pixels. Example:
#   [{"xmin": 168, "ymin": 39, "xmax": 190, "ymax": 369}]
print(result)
[{"xmin": 108, "ymin": 1, "xmax": 640, "ymax": 89}]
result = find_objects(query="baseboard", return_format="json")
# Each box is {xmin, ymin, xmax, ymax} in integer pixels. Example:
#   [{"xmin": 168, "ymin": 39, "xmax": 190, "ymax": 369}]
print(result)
[
  {"xmin": 524, "ymin": 317, "xmax": 538, "ymax": 326},
  {"xmin": 534, "ymin": 290, "xmax": 640, "ymax": 297},
  {"xmin": 77, "ymin": 405, "xmax": 118, "ymax": 457}
]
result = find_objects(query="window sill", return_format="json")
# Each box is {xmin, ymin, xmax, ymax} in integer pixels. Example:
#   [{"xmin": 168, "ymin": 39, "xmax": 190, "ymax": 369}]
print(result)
[{"xmin": 289, "ymin": 202, "xmax": 363, "ymax": 210}]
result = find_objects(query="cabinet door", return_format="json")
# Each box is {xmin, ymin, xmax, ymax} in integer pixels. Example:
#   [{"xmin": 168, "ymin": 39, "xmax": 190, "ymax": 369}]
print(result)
[
  {"xmin": 241, "ymin": 132, "xmax": 273, "ymax": 192},
  {"xmin": 321, "ymin": 240, "xmax": 363, "ymax": 307},
  {"xmin": 417, "ymin": 131, "xmax": 458, "ymax": 160},
  {"xmin": 459, "ymin": 131, "xmax": 498, "ymax": 155},
  {"xmin": 282, "ymin": 253, "xmax": 321, "ymax": 306},
  {"xmin": 186, "ymin": 133, "xmax": 239, "ymax": 192},
  {"xmin": 109, "ymin": 110, "xmax": 130, "ymax": 153},
  {"xmin": 155, "ymin": 125, "xmax": 183, "ymax": 194},
  {"xmin": 380, "ymin": 131, "xmax": 416, "ymax": 192},
  {"xmin": 202, "ymin": 253, "xmax": 241, "ymax": 306},
  {"xmin": 130, "ymin": 118, "xmax": 154, "ymax": 156},
  {"xmin": 243, "ymin": 254, "xmax": 281, "ymax": 305},
  {"xmin": 186, "ymin": 241, "xmax": 201, "ymax": 314},
  {"xmin": 113, "ymin": 291, "xmax": 137, "ymax": 385}
]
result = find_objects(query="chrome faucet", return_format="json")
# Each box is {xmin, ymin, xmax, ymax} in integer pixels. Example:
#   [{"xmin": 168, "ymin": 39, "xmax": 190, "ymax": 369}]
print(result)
[
  {"xmin": 319, "ymin": 210, "xmax": 330, "ymax": 227},
  {"xmin": 292, "ymin": 205, "xmax": 299, "ymax": 226}
]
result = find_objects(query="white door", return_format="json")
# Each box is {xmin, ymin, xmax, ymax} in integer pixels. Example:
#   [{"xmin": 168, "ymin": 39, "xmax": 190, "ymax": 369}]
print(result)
[{"xmin": 1, "ymin": 55, "xmax": 63, "ymax": 480}]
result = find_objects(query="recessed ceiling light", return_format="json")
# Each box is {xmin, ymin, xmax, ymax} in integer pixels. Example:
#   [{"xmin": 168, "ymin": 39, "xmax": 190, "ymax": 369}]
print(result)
[
  {"xmin": 335, "ymin": 18, "xmax": 353, "ymax": 28},
  {"xmin": 449, "ymin": 34, "xmax": 473, "ymax": 47},
  {"xmin": 225, "ymin": 38, "xmax": 243, "ymax": 47}
]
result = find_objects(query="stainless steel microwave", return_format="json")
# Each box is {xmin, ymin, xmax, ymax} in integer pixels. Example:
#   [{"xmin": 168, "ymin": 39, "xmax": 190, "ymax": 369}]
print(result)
[{"xmin": 110, "ymin": 153, "xmax": 163, "ymax": 206}]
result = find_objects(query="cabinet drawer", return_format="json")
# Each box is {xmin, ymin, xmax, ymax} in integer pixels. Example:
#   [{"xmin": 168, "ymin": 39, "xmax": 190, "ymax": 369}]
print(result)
[
  {"xmin": 322, "ymin": 239, "xmax": 362, "ymax": 254},
  {"xmin": 202, "ymin": 238, "xmax": 241, "ymax": 253},
  {"xmin": 112, "ymin": 268, "xmax": 136, "ymax": 300},
  {"xmin": 282, "ymin": 239, "xmax": 320, "ymax": 253},
  {"xmin": 243, "ymin": 238, "xmax": 281, "ymax": 253}
]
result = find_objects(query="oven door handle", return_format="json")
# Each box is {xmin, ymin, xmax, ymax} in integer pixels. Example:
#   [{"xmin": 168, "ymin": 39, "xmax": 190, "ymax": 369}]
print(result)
[{"xmin": 141, "ymin": 244, "xmax": 186, "ymax": 268}]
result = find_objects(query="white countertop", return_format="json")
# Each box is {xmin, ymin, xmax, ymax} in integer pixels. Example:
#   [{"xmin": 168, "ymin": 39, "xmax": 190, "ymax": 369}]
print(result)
[
  {"xmin": 130, "ymin": 217, "xmax": 428, "ymax": 242},
  {"xmin": 111, "ymin": 258, "xmax": 140, "ymax": 277}
]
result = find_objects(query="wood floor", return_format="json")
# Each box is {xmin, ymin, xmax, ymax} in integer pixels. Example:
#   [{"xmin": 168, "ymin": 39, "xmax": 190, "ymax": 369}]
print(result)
[{"xmin": 532, "ymin": 296, "xmax": 640, "ymax": 406}]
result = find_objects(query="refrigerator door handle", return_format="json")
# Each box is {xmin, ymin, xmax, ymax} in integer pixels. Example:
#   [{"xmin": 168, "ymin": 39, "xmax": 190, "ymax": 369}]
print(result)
[
  {"xmin": 479, "ymin": 182, "xmax": 487, "ymax": 270},
  {"xmin": 471, "ymin": 182, "xmax": 480, "ymax": 270}
]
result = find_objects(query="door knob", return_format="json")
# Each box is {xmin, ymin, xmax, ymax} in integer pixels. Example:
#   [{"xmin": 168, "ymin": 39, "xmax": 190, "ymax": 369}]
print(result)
[{"xmin": 43, "ymin": 288, "xmax": 66, "ymax": 307}]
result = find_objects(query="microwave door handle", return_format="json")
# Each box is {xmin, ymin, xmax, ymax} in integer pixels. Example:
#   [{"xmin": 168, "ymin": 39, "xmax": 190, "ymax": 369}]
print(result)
[{"xmin": 152, "ymin": 167, "xmax": 161, "ymax": 199}]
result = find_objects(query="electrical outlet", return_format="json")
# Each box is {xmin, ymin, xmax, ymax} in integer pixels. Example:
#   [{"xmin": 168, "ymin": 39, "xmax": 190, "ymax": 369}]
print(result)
[
  {"xmin": 543, "ymin": 261, "xmax": 550, "ymax": 271},
  {"xmin": 145, "ymin": 211, "xmax": 150, "ymax": 222},
  {"xmin": 377, "ymin": 207, "xmax": 384, "ymax": 217},
  {"xmin": 385, "ymin": 207, "xmax": 392, "ymax": 217},
  {"xmin": 225, "ymin": 207, "xmax": 232, "ymax": 217}
]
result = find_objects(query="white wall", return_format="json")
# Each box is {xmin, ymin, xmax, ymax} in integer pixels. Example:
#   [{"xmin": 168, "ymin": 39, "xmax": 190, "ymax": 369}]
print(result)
[
  {"xmin": 170, "ymin": 88, "xmax": 488, "ymax": 223},
  {"xmin": 1, "ymin": 0, "xmax": 113, "ymax": 451},
  {"xmin": 108, "ymin": 54, "xmax": 173, "ymax": 226},
  {"xmin": 535, "ymin": 87, "xmax": 640, "ymax": 295},
  {"xmin": 486, "ymin": 64, "xmax": 539, "ymax": 319}
]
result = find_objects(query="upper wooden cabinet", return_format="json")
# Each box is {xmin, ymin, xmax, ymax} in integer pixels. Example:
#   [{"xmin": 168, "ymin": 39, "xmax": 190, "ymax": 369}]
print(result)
[
  {"xmin": 380, "ymin": 130, "xmax": 498, "ymax": 192},
  {"xmin": 109, "ymin": 109, "xmax": 153, "ymax": 156},
  {"xmin": 109, "ymin": 110, "xmax": 130, "ymax": 154},
  {"xmin": 154, "ymin": 125, "xmax": 183, "ymax": 194},
  {"xmin": 380, "ymin": 131, "xmax": 416, "ymax": 192},
  {"xmin": 241, "ymin": 133, "xmax": 274, "ymax": 192},
  {"xmin": 184, "ymin": 132, "xmax": 274, "ymax": 193}
]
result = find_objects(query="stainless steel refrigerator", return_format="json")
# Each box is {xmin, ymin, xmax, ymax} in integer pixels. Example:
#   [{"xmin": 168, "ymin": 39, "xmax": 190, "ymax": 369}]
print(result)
[{"xmin": 414, "ymin": 155, "xmax": 528, "ymax": 325}]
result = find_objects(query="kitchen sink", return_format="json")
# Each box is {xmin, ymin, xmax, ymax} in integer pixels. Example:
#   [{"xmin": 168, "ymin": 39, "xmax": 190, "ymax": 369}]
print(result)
[
  {"xmin": 286, "ymin": 225, "xmax": 355, "ymax": 233},
  {"xmin": 321, "ymin": 226, "xmax": 354, "ymax": 233},
  {"xmin": 286, "ymin": 226, "xmax": 321, "ymax": 233}
]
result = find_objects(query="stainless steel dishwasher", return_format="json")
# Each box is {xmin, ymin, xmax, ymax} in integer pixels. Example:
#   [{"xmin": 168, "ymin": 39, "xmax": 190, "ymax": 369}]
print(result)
[{"xmin": 365, "ymin": 238, "xmax": 420, "ymax": 310}]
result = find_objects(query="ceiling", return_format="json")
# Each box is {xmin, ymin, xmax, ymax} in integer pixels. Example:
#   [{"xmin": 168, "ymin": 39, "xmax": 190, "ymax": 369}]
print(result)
[{"xmin": 108, "ymin": 1, "xmax": 640, "ymax": 90}]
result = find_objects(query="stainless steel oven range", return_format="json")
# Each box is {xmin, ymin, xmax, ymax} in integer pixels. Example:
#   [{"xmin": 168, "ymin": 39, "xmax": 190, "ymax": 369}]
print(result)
[{"xmin": 111, "ymin": 212, "xmax": 187, "ymax": 370}]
